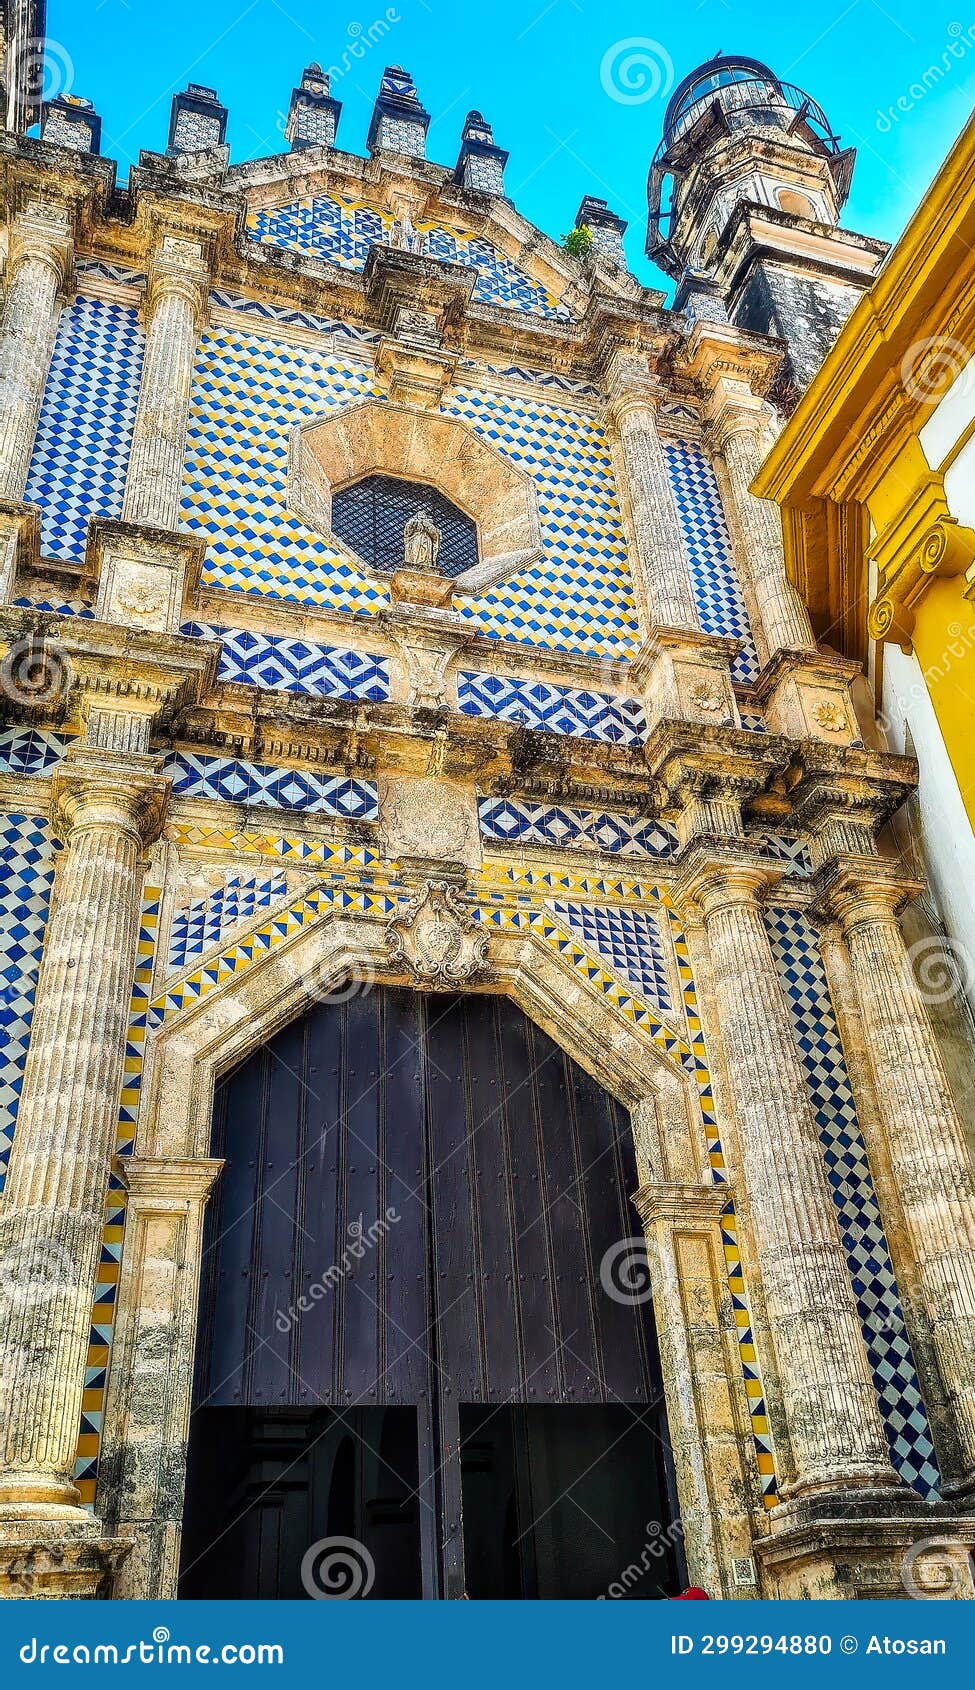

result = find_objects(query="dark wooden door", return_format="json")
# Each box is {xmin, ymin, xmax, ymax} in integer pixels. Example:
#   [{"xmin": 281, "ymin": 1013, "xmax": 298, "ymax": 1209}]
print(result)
[{"xmin": 186, "ymin": 989, "xmax": 673, "ymax": 1598}]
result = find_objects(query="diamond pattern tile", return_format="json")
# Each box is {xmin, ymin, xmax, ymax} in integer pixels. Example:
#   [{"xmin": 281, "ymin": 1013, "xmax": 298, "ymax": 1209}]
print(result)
[
  {"xmin": 444, "ymin": 385, "xmax": 640, "ymax": 657},
  {"xmin": 179, "ymin": 323, "xmax": 387, "ymax": 613},
  {"xmin": 180, "ymin": 622, "xmax": 390, "ymax": 700},
  {"xmin": 245, "ymin": 192, "xmax": 568, "ymax": 318},
  {"xmin": 479, "ymin": 796, "xmax": 677, "ymax": 858},
  {"xmin": 24, "ymin": 294, "xmax": 145, "ymax": 564},
  {"xmin": 168, "ymin": 872, "xmax": 289, "ymax": 970},
  {"xmin": 459, "ymin": 671, "xmax": 646, "ymax": 743},
  {"xmin": 0, "ymin": 727, "xmax": 75, "ymax": 776},
  {"xmin": 765, "ymin": 903, "xmax": 941, "ymax": 1497},
  {"xmin": 0, "ymin": 814, "xmax": 60, "ymax": 1180},
  {"xmin": 163, "ymin": 751, "xmax": 378, "ymax": 821},
  {"xmin": 546, "ymin": 900, "xmax": 671, "ymax": 1012},
  {"xmin": 664, "ymin": 440, "xmax": 760, "ymax": 685}
]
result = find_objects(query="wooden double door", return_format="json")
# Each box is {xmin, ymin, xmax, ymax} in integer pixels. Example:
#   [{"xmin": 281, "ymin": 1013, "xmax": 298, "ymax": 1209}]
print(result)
[{"xmin": 180, "ymin": 989, "xmax": 680, "ymax": 1599}]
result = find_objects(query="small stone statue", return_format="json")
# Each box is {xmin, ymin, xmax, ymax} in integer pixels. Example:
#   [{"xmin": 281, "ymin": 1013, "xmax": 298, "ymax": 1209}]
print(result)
[{"xmin": 403, "ymin": 507, "xmax": 441, "ymax": 572}]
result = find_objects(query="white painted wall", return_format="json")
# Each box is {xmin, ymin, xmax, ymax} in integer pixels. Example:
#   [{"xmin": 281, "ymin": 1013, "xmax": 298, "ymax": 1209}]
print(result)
[{"xmin": 882, "ymin": 641, "xmax": 975, "ymax": 1006}]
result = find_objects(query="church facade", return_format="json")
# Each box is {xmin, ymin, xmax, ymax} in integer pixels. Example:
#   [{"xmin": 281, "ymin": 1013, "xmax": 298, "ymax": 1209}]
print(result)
[{"xmin": 1, "ymin": 52, "xmax": 975, "ymax": 1601}]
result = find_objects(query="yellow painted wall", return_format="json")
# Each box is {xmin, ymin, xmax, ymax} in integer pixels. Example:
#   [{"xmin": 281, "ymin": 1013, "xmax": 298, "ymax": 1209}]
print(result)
[{"xmin": 910, "ymin": 575, "xmax": 975, "ymax": 826}]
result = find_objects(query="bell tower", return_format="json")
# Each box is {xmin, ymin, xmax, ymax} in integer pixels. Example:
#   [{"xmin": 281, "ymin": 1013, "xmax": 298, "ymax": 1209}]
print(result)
[{"xmin": 648, "ymin": 53, "xmax": 886, "ymax": 391}]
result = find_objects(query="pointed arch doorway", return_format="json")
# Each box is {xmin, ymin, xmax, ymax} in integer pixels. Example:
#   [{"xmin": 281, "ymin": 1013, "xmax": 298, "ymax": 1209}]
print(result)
[{"xmin": 179, "ymin": 987, "xmax": 681, "ymax": 1599}]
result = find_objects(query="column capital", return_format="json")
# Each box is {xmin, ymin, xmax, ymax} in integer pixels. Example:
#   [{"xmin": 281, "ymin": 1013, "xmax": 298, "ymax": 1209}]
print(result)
[
  {"xmin": 144, "ymin": 232, "xmax": 211, "ymax": 330},
  {"xmin": 119, "ymin": 1156, "xmax": 224, "ymax": 1208},
  {"xmin": 670, "ymin": 838, "xmax": 779, "ymax": 924},
  {"xmin": 6, "ymin": 200, "xmax": 75, "ymax": 291},
  {"xmin": 677, "ymin": 319, "xmax": 781, "ymax": 410},
  {"xmin": 787, "ymin": 745, "xmax": 918, "ymax": 865},
  {"xmin": 811, "ymin": 854, "xmax": 924, "ymax": 934},
  {"xmin": 646, "ymin": 719, "xmax": 789, "ymax": 850},
  {"xmin": 51, "ymin": 746, "xmax": 170, "ymax": 849},
  {"xmin": 633, "ymin": 1179, "xmax": 732, "ymax": 1229}
]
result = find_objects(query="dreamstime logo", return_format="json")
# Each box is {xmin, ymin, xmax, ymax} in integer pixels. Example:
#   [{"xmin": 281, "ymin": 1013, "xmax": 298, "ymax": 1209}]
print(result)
[
  {"xmin": 274, "ymin": 10, "xmax": 401, "ymax": 130},
  {"xmin": 11, "ymin": 36, "xmax": 75, "ymax": 103},
  {"xmin": 0, "ymin": 1239, "xmax": 74, "ymax": 1307},
  {"xmin": 600, "ymin": 1237, "xmax": 653, "ymax": 1305},
  {"xmin": 900, "ymin": 335, "xmax": 973, "ymax": 403},
  {"xmin": 907, "ymin": 935, "xmax": 974, "ymax": 1006},
  {"xmin": 600, "ymin": 38, "xmax": 674, "ymax": 106},
  {"xmin": 301, "ymin": 1535, "xmax": 375, "ymax": 1599},
  {"xmin": 0, "ymin": 636, "xmax": 73, "ymax": 708},
  {"xmin": 301, "ymin": 943, "xmax": 376, "ymax": 1005},
  {"xmin": 275, "ymin": 1208, "xmax": 399, "ymax": 1334},
  {"xmin": 598, "ymin": 1516, "xmax": 685, "ymax": 1599},
  {"xmin": 901, "ymin": 1536, "xmax": 973, "ymax": 1598},
  {"xmin": 877, "ymin": 22, "xmax": 975, "ymax": 131}
]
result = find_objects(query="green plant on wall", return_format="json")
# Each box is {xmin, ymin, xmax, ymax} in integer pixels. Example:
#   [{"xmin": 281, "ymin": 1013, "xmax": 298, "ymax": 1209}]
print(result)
[{"xmin": 562, "ymin": 224, "xmax": 593, "ymax": 258}]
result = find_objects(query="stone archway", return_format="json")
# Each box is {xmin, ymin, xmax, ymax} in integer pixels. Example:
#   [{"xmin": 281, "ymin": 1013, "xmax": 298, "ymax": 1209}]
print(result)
[{"xmin": 96, "ymin": 907, "xmax": 763, "ymax": 1599}]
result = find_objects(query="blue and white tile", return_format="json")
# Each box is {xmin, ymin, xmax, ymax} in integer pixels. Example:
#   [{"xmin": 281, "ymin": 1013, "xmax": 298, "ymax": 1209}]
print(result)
[
  {"xmin": 765, "ymin": 903, "xmax": 941, "ymax": 1497},
  {"xmin": 459, "ymin": 671, "xmax": 645, "ymax": 742}
]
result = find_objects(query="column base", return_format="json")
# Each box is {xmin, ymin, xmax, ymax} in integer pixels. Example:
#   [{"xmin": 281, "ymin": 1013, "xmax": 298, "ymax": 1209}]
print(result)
[
  {"xmin": 0, "ymin": 1522, "xmax": 131, "ymax": 1600},
  {"xmin": 755, "ymin": 1489, "xmax": 975, "ymax": 1599}
]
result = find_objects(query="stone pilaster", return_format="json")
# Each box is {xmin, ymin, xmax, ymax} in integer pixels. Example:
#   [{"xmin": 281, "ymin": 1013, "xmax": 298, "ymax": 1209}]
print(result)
[
  {"xmin": 122, "ymin": 234, "xmax": 209, "ymax": 531},
  {"xmin": 817, "ymin": 856, "xmax": 975, "ymax": 1496},
  {"xmin": 603, "ymin": 350, "xmax": 700, "ymax": 635},
  {"xmin": 99, "ymin": 1158, "xmax": 223, "ymax": 1601},
  {"xmin": 0, "ymin": 200, "xmax": 73, "ymax": 503},
  {"xmin": 0, "ymin": 734, "xmax": 169, "ymax": 1563},
  {"xmin": 633, "ymin": 1180, "xmax": 762, "ymax": 1599},
  {"xmin": 709, "ymin": 393, "xmax": 814, "ymax": 661},
  {"xmin": 673, "ymin": 847, "xmax": 899, "ymax": 1500}
]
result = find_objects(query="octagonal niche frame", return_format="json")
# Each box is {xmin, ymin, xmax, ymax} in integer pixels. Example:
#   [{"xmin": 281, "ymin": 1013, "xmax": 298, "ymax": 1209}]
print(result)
[{"xmin": 288, "ymin": 397, "xmax": 544, "ymax": 594}]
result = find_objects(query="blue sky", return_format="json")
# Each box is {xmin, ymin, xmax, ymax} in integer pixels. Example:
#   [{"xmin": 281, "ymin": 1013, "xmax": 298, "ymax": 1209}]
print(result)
[{"xmin": 48, "ymin": 0, "xmax": 975, "ymax": 293}]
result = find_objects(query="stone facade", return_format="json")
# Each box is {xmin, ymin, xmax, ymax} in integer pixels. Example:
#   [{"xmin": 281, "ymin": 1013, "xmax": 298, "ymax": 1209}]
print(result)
[{"xmin": 1, "ymin": 55, "xmax": 975, "ymax": 1603}]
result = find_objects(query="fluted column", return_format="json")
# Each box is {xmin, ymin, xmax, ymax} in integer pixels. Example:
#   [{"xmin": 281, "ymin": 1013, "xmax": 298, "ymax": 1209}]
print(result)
[
  {"xmin": 0, "ymin": 201, "xmax": 73, "ymax": 501},
  {"xmin": 604, "ymin": 352, "xmax": 700, "ymax": 633},
  {"xmin": 0, "ymin": 738, "xmax": 169, "ymax": 1522},
  {"xmin": 676, "ymin": 852, "xmax": 900, "ymax": 1499},
  {"xmin": 820, "ymin": 860, "xmax": 975, "ymax": 1494},
  {"xmin": 710, "ymin": 393, "xmax": 814, "ymax": 661},
  {"xmin": 122, "ymin": 235, "xmax": 209, "ymax": 530}
]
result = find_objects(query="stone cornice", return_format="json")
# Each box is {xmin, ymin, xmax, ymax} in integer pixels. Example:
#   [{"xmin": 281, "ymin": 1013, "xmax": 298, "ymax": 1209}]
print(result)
[{"xmin": 632, "ymin": 1180, "xmax": 732, "ymax": 1229}]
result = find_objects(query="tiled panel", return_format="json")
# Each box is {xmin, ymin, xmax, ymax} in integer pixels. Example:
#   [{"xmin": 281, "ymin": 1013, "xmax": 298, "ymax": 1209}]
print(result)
[
  {"xmin": 0, "ymin": 815, "xmax": 60, "ymax": 1179},
  {"xmin": 163, "ymin": 751, "xmax": 379, "ymax": 821},
  {"xmin": 179, "ymin": 330, "xmax": 641, "ymax": 656},
  {"xmin": 168, "ymin": 872, "xmax": 289, "ymax": 970},
  {"xmin": 458, "ymin": 671, "xmax": 646, "ymax": 743},
  {"xmin": 0, "ymin": 729, "xmax": 380, "ymax": 822},
  {"xmin": 765, "ymin": 904, "xmax": 940, "ymax": 1497},
  {"xmin": 24, "ymin": 295, "xmax": 145, "ymax": 564},
  {"xmin": 547, "ymin": 899, "xmax": 671, "ymax": 1011},
  {"xmin": 246, "ymin": 191, "xmax": 391, "ymax": 268},
  {"xmin": 12, "ymin": 590, "xmax": 96, "ymax": 618},
  {"xmin": 445, "ymin": 386, "xmax": 640, "ymax": 657},
  {"xmin": 479, "ymin": 796, "xmax": 677, "ymax": 859},
  {"xmin": 210, "ymin": 288, "xmax": 379, "ymax": 343},
  {"xmin": 664, "ymin": 440, "xmax": 760, "ymax": 686},
  {"xmin": 179, "ymin": 323, "xmax": 387, "ymax": 613},
  {"xmin": 750, "ymin": 831, "xmax": 813, "ymax": 878},
  {"xmin": 180, "ymin": 622, "xmax": 390, "ymax": 700},
  {"xmin": 245, "ymin": 193, "xmax": 568, "ymax": 318},
  {"xmin": 421, "ymin": 225, "xmax": 568, "ymax": 319},
  {"xmin": 0, "ymin": 727, "xmax": 76, "ymax": 775}
]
